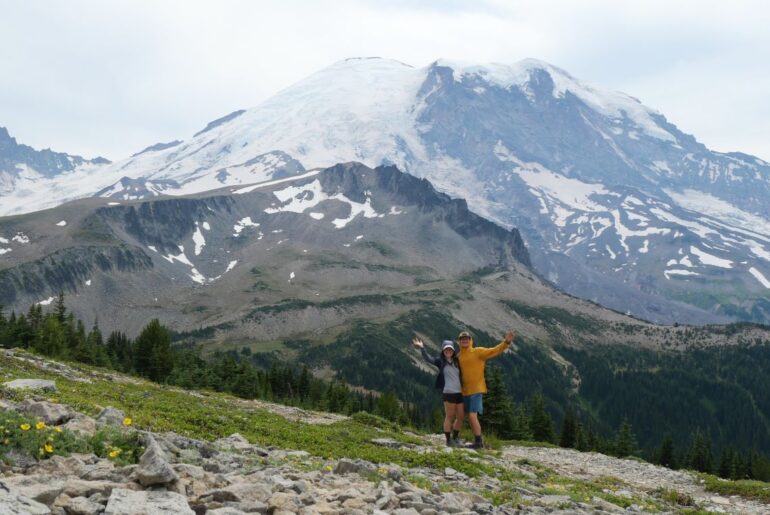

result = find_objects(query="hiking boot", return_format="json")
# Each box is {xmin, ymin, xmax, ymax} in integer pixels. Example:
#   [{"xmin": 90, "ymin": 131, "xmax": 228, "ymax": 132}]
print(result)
[{"xmin": 451, "ymin": 437, "xmax": 462, "ymax": 447}]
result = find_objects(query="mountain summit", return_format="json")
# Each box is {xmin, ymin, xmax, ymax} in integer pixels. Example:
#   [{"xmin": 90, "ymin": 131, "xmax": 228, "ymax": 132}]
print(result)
[{"xmin": 2, "ymin": 57, "xmax": 769, "ymax": 322}]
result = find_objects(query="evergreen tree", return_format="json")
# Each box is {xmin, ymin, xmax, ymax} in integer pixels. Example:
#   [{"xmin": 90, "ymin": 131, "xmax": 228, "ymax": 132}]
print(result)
[
  {"xmin": 376, "ymin": 391, "xmax": 402, "ymax": 422},
  {"xmin": 298, "ymin": 366, "xmax": 311, "ymax": 401},
  {"xmin": 528, "ymin": 393, "xmax": 555, "ymax": 443},
  {"xmin": 559, "ymin": 409, "xmax": 579, "ymax": 449},
  {"xmin": 53, "ymin": 292, "xmax": 67, "ymax": 323},
  {"xmin": 510, "ymin": 403, "xmax": 532, "ymax": 441},
  {"xmin": 483, "ymin": 366, "xmax": 515, "ymax": 438},
  {"xmin": 687, "ymin": 429, "xmax": 714, "ymax": 473},
  {"xmin": 133, "ymin": 319, "xmax": 173, "ymax": 382},
  {"xmin": 657, "ymin": 433, "xmax": 677, "ymax": 469},
  {"xmin": 614, "ymin": 418, "xmax": 637, "ymax": 457}
]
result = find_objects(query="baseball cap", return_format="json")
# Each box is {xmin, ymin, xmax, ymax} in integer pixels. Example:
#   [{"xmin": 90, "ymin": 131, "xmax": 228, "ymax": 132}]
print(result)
[
  {"xmin": 457, "ymin": 331, "xmax": 471, "ymax": 339},
  {"xmin": 441, "ymin": 340, "xmax": 455, "ymax": 352}
]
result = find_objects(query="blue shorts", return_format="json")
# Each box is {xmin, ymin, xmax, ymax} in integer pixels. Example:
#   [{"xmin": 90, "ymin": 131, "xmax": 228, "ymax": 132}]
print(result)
[{"xmin": 463, "ymin": 393, "xmax": 483, "ymax": 415}]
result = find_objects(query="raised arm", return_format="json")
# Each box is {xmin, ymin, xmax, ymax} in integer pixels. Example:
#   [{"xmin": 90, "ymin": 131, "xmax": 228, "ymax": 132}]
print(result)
[
  {"xmin": 412, "ymin": 337, "xmax": 441, "ymax": 368},
  {"xmin": 478, "ymin": 331, "xmax": 515, "ymax": 360}
]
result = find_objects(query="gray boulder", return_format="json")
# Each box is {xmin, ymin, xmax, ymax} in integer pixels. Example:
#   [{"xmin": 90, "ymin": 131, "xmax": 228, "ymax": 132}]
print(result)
[
  {"xmin": 0, "ymin": 481, "xmax": 51, "ymax": 514},
  {"xmin": 135, "ymin": 435, "xmax": 179, "ymax": 487},
  {"xmin": 3, "ymin": 379, "xmax": 56, "ymax": 392},
  {"xmin": 333, "ymin": 458, "xmax": 377, "ymax": 476},
  {"xmin": 95, "ymin": 407, "xmax": 126, "ymax": 427},
  {"xmin": 104, "ymin": 488, "xmax": 193, "ymax": 515},
  {"xmin": 16, "ymin": 400, "xmax": 75, "ymax": 425}
]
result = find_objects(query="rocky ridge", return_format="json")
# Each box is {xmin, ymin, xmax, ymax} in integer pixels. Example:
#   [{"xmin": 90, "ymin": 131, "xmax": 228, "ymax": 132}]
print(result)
[{"xmin": 1, "ymin": 351, "xmax": 768, "ymax": 514}]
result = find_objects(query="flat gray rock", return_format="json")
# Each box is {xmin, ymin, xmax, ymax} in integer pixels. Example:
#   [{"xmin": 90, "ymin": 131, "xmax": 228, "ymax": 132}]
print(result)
[
  {"xmin": 104, "ymin": 488, "xmax": 193, "ymax": 515},
  {"xmin": 3, "ymin": 379, "xmax": 56, "ymax": 392},
  {"xmin": 0, "ymin": 481, "xmax": 51, "ymax": 514}
]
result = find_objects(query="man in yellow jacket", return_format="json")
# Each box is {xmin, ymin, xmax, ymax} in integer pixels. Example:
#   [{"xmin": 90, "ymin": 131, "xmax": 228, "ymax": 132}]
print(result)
[{"xmin": 457, "ymin": 329, "xmax": 514, "ymax": 449}]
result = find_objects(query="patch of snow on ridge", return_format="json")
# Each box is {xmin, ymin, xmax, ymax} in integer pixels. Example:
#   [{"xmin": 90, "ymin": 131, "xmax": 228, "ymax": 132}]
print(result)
[
  {"xmin": 12, "ymin": 233, "xmax": 29, "ymax": 244},
  {"xmin": 309, "ymin": 212, "xmax": 324, "ymax": 220},
  {"xmin": 225, "ymin": 260, "xmax": 238, "ymax": 272},
  {"xmin": 233, "ymin": 170, "xmax": 321, "ymax": 195},
  {"xmin": 749, "ymin": 267, "xmax": 770, "ymax": 288},
  {"xmin": 56, "ymin": 220, "xmax": 67, "ymax": 227},
  {"xmin": 0, "ymin": 237, "xmax": 7, "ymax": 244},
  {"xmin": 690, "ymin": 246, "xmax": 733, "ymax": 269},
  {"xmin": 192, "ymin": 222, "xmax": 206, "ymax": 256},
  {"xmin": 38, "ymin": 296, "xmax": 56, "ymax": 305},
  {"xmin": 233, "ymin": 217, "xmax": 260, "ymax": 237},
  {"xmin": 664, "ymin": 269, "xmax": 699, "ymax": 280},
  {"xmin": 265, "ymin": 179, "xmax": 383, "ymax": 228},
  {"xmin": 0, "ymin": 248, "xmax": 10, "ymax": 255}
]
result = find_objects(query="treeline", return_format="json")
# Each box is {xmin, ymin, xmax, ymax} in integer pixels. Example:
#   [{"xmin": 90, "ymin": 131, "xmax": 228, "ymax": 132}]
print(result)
[
  {"xmin": 0, "ymin": 295, "xmax": 415, "ymax": 425},
  {"xmin": 481, "ymin": 364, "xmax": 770, "ymax": 481}
]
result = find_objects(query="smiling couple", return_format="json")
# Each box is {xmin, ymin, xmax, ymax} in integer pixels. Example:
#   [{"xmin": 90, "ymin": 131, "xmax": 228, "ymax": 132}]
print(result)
[{"xmin": 412, "ymin": 329, "xmax": 515, "ymax": 449}]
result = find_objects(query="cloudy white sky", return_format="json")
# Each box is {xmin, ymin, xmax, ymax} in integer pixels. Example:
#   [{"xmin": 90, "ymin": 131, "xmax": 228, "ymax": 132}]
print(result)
[{"xmin": 2, "ymin": 0, "xmax": 769, "ymax": 161}]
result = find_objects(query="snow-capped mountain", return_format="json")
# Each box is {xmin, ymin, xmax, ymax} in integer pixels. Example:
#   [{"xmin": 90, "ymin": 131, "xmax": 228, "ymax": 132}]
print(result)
[
  {"xmin": 0, "ymin": 127, "xmax": 109, "ymax": 209},
  {"xmin": 2, "ymin": 57, "xmax": 770, "ymax": 323}
]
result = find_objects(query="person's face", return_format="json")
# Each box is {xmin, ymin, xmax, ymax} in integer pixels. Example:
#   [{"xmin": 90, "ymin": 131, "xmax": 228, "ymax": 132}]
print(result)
[
  {"xmin": 443, "ymin": 348, "xmax": 454, "ymax": 359},
  {"xmin": 459, "ymin": 336, "xmax": 470, "ymax": 348}
]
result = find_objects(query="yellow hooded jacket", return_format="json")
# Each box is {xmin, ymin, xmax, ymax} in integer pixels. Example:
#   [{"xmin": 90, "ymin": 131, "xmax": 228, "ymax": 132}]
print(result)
[{"xmin": 457, "ymin": 337, "xmax": 510, "ymax": 396}]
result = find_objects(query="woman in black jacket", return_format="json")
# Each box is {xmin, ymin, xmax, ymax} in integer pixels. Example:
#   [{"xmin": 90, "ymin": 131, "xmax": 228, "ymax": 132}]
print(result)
[{"xmin": 412, "ymin": 337, "xmax": 464, "ymax": 446}]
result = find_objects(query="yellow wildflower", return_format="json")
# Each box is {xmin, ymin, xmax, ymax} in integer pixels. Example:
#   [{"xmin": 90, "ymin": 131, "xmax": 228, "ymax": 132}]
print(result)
[
  {"xmin": 109, "ymin": 449, "xmax": 121, "ymax": 458},
  {"xmin": 123, "ymin": 417, "xmax": 133, "ymax": 427},
  {"xmin": 35, "ymin": 421, "xmax": 46, "ymax": 430},
  {"xmin": 53, "ymin": 427, "xmax": 62, "ymax": 433},
  {"xmin": 44, "ymin": 443, "xmax": 54, "ymax": 453},
  {"xmin": 325, "ymin": 465, "xmax": 333, "ymax": 471},
  {"xmin": 20, "ymin": 423, "xmax": 31, "ymax": 431}
]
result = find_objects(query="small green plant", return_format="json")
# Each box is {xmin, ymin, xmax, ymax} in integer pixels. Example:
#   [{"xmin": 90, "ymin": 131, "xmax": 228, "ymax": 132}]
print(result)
[
  {"xmin": 0, "ymin": 409, "xmax": 88, "ymax": 462},
  {"xmin": 90, "ymin": 427, "xmax": 144, "ymax": 466}
]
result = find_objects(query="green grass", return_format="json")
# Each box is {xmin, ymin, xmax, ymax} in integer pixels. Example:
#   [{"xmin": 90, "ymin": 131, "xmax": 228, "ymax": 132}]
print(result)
[
  {"xmin": 0, "ymin": 351, "xmax": 492, "ymax": 477},
  {"xmin": 701, "ymin": 473, "xmax": 770, "ymax": 503}
]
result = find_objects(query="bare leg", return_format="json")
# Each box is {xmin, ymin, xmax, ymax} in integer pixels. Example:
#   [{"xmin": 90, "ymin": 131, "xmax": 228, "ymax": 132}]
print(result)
[
  {"xmin": 453, "ymin": 404, "xmax": 464, "ymax": 432},
  {"xmin": 443, "ymin": 402, "xmax": 456, "ymax": 433},
  {"xmin": 468, "ymin": 412, "xmax": 482, "ymax": 437}
]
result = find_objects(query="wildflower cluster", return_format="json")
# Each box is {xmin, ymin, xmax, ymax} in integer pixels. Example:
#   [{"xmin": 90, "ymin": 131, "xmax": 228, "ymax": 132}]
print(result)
[{"xmin": 0, "ymin": 409, "xmax": 82, "ymax": 461}]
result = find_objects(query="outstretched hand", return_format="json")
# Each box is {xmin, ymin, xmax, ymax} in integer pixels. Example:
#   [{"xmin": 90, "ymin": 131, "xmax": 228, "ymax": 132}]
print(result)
[
  {"xmin": 412, "ymin": 338, "xmax": 424, "ymax": 349},
  {"xmin": 504, "ymin": 330, "xmax": 515, "ymax": 344}
]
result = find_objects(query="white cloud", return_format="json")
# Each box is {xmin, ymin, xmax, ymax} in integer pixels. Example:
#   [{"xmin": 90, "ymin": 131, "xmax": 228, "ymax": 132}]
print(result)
[{"xmin": 1, "ymin": 1, "xmax": 769, "ymax": 160}]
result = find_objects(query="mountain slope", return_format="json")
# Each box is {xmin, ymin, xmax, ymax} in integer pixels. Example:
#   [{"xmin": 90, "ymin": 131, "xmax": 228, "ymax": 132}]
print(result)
[{"xmin": 3, "ymin": 57, "xmax": 768, "ymax": 322}]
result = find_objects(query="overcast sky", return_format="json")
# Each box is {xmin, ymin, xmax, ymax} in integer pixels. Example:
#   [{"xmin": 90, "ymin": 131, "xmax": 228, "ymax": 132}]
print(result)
[{"xmin": 2, "ymin": 0, "xmax": 769, "ymax": 161}]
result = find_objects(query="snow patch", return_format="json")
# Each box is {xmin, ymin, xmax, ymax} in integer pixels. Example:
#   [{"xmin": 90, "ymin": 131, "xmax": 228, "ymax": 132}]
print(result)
[
  {"xmin": 38, "ymin": 296, "xmax": 56, "ymax": 305},
  {"xmin": 85, "ymin": 280, "xmax": 91, "ymax": 286},
  {"xmin": 12, "ymin": 233, "xmax": 29, "ymax": 244},
  {"xmin": 192, "ymin": 222, "xmax": 206, "ymax": 256},
  {"xmin": 56, "ymin": 220, "xmax": 67, "ymax": 227},
  {"xmin": 690, "ymin": 246, "xmax": 733, "ymax": 269},
  {"xmin": 749, "ymin": 267, "xmax": 770, "ymax": 289},
  {"xmin": 308, "ymin": 212, "xmax": 324, "ymax": 220},
  {"xmin": 233, "ymin": 217, "xmax": 260, "ymax": 237}
]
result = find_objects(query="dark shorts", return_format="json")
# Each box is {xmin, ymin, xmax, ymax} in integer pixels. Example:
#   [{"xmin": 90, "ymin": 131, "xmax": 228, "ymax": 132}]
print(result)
[
  {"xmin": 463, "ymin": 393, "xmax": 484, "ymax": 414},
  {"xmin": 442, "ymin": 392, "xmax": 463, "ymax": 404}
]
